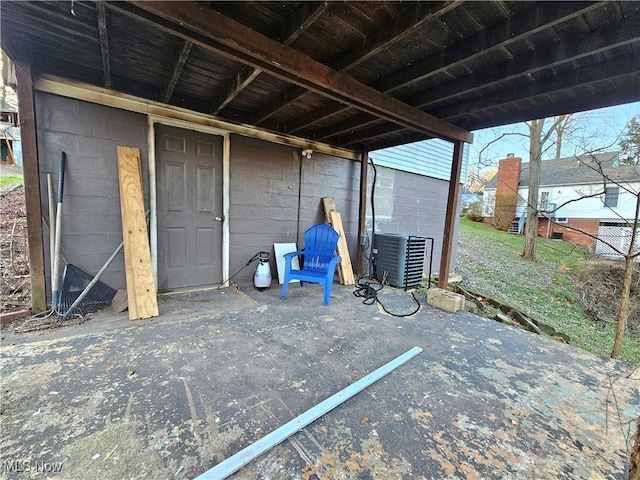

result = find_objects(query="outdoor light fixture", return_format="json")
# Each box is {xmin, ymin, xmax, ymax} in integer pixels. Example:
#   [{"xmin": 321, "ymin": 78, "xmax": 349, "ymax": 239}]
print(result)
[{"xmin": 301, "ymin": 149, "xmax": 313, "ymax": 159}]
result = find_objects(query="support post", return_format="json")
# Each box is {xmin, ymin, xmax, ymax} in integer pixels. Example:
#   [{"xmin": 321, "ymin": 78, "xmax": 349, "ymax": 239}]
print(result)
[
  {"xmin": 356, "ymin": 150, "xmax": 368, "ymax": 278},
  {"xmin": 15, "ymin": 62, "xmax": 47, "ymax": 313},
  {"xmin": 438, "ymin": 141, "xmax": 464, "ymax": 289}
]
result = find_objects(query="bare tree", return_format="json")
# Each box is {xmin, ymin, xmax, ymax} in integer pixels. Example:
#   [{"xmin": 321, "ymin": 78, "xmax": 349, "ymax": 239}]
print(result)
[
  {"xmin": 521, "ymin": 115, "xmax": 571, "ymax": 261},
  {"xmin": 553, "ymin": 114, "xmax": 576, "ymax": 159},
  {"xmin": 631, "ymin": 416, "xmax": 640, "ymax": 480},
  {"xmin": 620, "ymin": 115, "xmax": 640, "ymax": 165},
  {"xmin": 611, "ymin": 184, "xmax": 639, "ymax": 358},
  {"xmin": 464, "ymin": 167, "xmax": 496, "ymax": 194},
  {"xmin": 527, "ymin": 150, "xmax": 640, "ymax": 358}
]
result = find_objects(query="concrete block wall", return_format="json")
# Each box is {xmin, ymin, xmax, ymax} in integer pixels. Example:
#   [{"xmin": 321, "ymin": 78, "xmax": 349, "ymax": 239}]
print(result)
[
  {"xmin": 35, "ymin": 93, "xmax": 149, "ymax": 294},
  {"xmin": 298, "ymin": 153, "xmax": 360, "ymax": 254},
  {"xmin": 227, "ymin": 136, "xmax": 301, "ymax": 283},
  {"xmin": 227, "ymin": 136, "xmax": 360, "ymax": 284},
  {"xmin": 32, "ymin": 95, "xmax": 455, "ymax": 295}
]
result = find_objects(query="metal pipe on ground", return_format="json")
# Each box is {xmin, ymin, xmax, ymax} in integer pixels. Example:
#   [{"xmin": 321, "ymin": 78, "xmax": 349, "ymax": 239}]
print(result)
[{"xmin": 194, "ymin": 346, "xmax": 423, "ymax": 480}]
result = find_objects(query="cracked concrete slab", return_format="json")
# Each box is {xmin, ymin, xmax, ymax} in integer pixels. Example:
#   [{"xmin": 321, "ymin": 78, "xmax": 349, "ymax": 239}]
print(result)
[{"xmin": 1, "ymin": 283, "xmax": 638, "ymax": 479}]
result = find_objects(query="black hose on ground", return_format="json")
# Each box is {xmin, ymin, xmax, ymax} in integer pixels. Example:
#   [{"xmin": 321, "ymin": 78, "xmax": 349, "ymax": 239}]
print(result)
[{"xmin": 353, "ymin": 279, "xmax": 421, "ymax": 318}]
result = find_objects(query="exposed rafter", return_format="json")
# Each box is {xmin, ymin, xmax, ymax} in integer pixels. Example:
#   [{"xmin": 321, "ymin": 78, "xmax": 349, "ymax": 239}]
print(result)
[
  {"xmin": 334, "ymin": 123, "xmax": 400, "ymax": 148},
  {"xmin": 96, "ymin": 2, "xmax": 111, "ymax": 89},
  {"xmin": 330, "ymin": 1, "xmax": 462, "ymax": 72},
  {"xmin": 209, "ymin": 66, "xmax": 261, "ymax": 116},
  {"xmin": 280, "ymin": 1, "xmax": 329, "ymax": 46},
  {"xmin": 371, "ymin": 1, "xmax": 606, "ymax": 94},
  {"xmin": 3, "ymin": 0, "xmax": 639, "ymax": 153},
  {"xmin": 122, "ymin": 1, "xmax": 473, "ymax": 143},
  {"xmin": 162, "ymin": 39, "xmax": 192, "ymax": 103},
  {"xmin": 209, "ymin": 2, "xmax": 329, "ymax": 116},
  {"xmin": 263, "ymin": 1, "xmax": 460, "ymax": 130},
  {"xmin": 342, "ymin": 41, "xmax": 640, "ymax": 142},
  {"xmin": 406, "ymin": 12, "xmax": 640, "ymax": 111},
  {"xmin": 315, "ymin": 114, "xmax": 380, "ymax": 141},
  {"xmin": 252, "ymin": 86, "xmax": 307, "ymax": 124},
  {"xmin": 288, "ymin": 1, "xmax": 606, "ymax": 135},
  {"xmin": 439, "ymin": 54, "xmax": 640, "ymax": 122},
  {"xmin": 312, "ymin": 12, "xmax": 640, "ymax": 142},
  {"xmin": 458, "ymin": 83, "xmax": 640, "ymax": 133}
]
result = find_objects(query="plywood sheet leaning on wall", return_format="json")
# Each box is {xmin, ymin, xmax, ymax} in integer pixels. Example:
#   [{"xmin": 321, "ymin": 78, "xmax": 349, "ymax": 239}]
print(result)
[
  {"xmin": 116, "ymin": 146, "xmax": 159, "ymax": 320},
  {"xmin": 328, "ymin": 211, "xmax": 355, "ymax": 285},
  {"xmin": 321, "ymin": 197, "xmax": 355, "ymax": 285},
  {"xmin": 321, "ymin": 197, "xmax": 344, "ymax": 284}
]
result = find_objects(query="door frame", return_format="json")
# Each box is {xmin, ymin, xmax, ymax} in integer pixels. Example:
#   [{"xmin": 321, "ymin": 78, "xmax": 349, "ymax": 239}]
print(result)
[{"xmin": 147, "ymin": 115, "xmax": 230, "ymax": 289}]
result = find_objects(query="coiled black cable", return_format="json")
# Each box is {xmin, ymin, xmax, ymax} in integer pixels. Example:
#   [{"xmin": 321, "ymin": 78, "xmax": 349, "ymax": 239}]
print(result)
[{"xmin": 353, "ymin": 279, "xmax": 421, "ymax": 317}]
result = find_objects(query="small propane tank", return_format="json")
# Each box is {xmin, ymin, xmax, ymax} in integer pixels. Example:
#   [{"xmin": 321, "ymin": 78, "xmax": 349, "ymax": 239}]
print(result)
[{"xmin": 253, "ymin": 251, "xmax": 272, "ymax": 291}]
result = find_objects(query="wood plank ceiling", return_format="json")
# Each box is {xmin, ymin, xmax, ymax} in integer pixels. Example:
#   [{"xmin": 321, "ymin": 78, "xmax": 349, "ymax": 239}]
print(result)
[{"xmin": 2, "ymin": 1, "xmax": 640, "ymax": 153}]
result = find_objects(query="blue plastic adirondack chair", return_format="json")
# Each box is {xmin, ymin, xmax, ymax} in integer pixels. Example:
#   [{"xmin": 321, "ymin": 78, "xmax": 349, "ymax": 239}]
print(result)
[{"xmin": 281, "ymin": 224, "xmax": 341, "ymax": 305}]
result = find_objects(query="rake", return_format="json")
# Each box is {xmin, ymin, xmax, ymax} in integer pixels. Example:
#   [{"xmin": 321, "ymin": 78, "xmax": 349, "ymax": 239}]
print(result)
[{"xmin": 58, "ymin": 264, "xmax": 117, "ymax": 318}]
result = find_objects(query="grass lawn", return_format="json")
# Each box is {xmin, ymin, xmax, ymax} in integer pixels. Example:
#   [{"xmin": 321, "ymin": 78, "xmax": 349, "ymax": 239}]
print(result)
[
  {"xmin": 0, "ymin": 174, "xmax": 23, "ymax": 189},
  {"xmin": 457, "ymin": 218, "xmax": 640, "ymax": 365}
]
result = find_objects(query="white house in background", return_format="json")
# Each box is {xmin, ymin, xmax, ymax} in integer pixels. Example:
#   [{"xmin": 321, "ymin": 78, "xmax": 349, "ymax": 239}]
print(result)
[{"xmin": 483, "ymin": 152, "xmax": 640, "ymax": 257}]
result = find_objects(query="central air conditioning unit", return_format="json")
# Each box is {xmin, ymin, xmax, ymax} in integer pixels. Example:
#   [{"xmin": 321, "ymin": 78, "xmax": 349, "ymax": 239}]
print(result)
[{"xmin": 373, "ymin": 233, "xmax": 433, "ymax": 289}]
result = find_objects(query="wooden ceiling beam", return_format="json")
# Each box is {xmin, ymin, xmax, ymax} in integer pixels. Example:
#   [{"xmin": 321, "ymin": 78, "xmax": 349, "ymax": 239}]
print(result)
[
  {"xmin": 333, "ymin": 123, "xmax": 406, "ymax": 147},
  {"xmin": 290, "ymin": 2, "xmax": 605, "ymax": 134},
  {"xmin": 405, "ymin": 13, "xmax": 640, "ymax": 111},
  {"xmin": 162, "ymin": 39, "xmax": 192, "ymax": 103},
  {"xmin": 371, "ymin": 2, "xmax": 605, "ymax": 95},
  {"xmin": 285, "ymin": 101, "xmax": 346, "ymax": 134},
  {"xmin": 252, "ymin": 86, "xmax": 307, "ymax": 124},
  {"xmin": 315, "ymin": 114, "xmax": 379, "ymax": 141},
  {"xmin": 286, "ymin": 1, "xmax": 460, "ymax": 133},
  {"xmin": 339, "ymin": 47, "xmax": 640, "ymax": 143},
  {"xmin": 210, "ymin": 66, "xmax": 261, "ymax": 115},
  {"xmin": 458, "ymin": 80, "xmax": 640, "ymax": 133},
  {"xmin": 357, "ymin": 132, "xmax": 432, "ymax": 152},
  {"xmin": 331, "ymin": 1, "xmax": 461, "ymax": 73},
  {"xmin": 96, "ymin": 2, "xmax": 111, "ymax": 89},
  {"xmin": 435, "ymin": 53, "xmax": 640, "ymax": 122},
  {"xmin": 210, "ymin": 2, "xmax": 328, "ymax": 117},
  {"xmin": 281, "ymin": 1, "xmax": 329, "ymax": 45},
  {"xmin": 321, "ymin": 16, "xmax": 640, "ymax": 141},
  {"xmin": 125, "ymin": 1, "xmax": 472, "ymax": 143}
]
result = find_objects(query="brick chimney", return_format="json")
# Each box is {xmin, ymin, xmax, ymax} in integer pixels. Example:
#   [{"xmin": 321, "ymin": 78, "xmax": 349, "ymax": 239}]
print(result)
[{"xmin": 494, "ymin": 154, "xmax": 521, "ymax": 230}]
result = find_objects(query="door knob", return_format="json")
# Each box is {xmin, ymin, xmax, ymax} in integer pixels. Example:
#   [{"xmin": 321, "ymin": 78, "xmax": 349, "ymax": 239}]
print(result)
[{"xmin": 214, "ymin": 215, "xmax": 224, "ymax": 222}]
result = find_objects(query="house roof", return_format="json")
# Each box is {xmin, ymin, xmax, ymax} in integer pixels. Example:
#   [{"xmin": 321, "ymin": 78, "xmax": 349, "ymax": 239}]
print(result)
[
  {"xmin": 485, "ymin": 151, "xmax": 640, "ymax": 189},
  {"xmin": 2, "ymin": 1, "xmax": 640, "ymax": 154}
]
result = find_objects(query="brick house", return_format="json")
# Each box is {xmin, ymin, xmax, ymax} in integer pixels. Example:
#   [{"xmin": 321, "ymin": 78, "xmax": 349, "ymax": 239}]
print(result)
[{"xmin": 482, "ymin": 152, "xmax": 640, "ymax": 255}]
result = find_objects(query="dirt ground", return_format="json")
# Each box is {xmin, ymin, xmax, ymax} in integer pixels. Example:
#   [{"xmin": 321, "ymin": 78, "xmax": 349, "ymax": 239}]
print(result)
[{"xmin": 0, "ymin": 181, "xmax": 30, "ymax": 314}]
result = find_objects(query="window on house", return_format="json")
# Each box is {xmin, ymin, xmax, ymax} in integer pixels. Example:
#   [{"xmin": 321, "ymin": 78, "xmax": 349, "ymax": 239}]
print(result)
[
  {"xmin": 604, "ymin": 187, "xmax": 619, "ymax": 208},
  {"xmin": 540, "ymin": 191, "xmax": 550, "ymax": 203}
]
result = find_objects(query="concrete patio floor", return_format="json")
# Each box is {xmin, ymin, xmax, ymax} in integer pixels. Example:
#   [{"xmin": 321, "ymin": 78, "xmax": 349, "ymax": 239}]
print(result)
[{"xmin": 1, "ymin": 281, "xmax": 638, "ymax": 479}]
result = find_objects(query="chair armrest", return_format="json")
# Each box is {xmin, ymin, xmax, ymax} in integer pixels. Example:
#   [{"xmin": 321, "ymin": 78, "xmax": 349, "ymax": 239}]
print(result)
[{"xmin": 283, "ymin": 250, "xmax": 304, "ymax": 260}]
